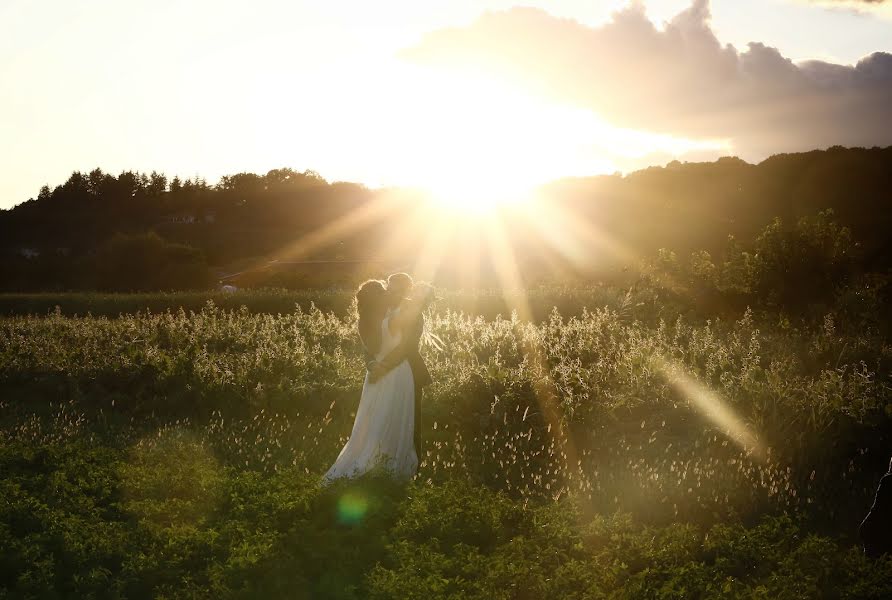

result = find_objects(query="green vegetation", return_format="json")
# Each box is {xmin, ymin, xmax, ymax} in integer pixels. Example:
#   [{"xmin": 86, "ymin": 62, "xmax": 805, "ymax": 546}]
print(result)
[
  {"xmin": 0, "ymin": 286, "xmax": 625, "ymax": 321},
  {"xmin": 90, "ymin": 232, "xmax": 214, "ymax": 292},
  {"xmin": 2, "ymin": 287, "xmax": 891, "ymax": 597}
]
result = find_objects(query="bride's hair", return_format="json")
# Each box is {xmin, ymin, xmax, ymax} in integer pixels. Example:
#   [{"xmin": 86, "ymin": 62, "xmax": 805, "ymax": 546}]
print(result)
[
  {"xmin": 356, "ymin": 279, "xmax": 387, "ymax": 320},
  {"xmin": 356, "ymin": 279, "xmax": 387, "ymax": 355}
]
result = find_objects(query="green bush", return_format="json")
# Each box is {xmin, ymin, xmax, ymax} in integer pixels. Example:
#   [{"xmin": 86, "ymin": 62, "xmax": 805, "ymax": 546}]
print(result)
[
  {"xmin": 4, "ymin": 431, "xmax": 890, "ymax": 599},
  {"xmin": 90, "ymin": 231, "xmax": 213, "ymax": 292}
]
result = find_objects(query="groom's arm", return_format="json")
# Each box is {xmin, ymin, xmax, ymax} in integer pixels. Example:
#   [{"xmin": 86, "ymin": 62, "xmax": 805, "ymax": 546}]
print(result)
[
  {"xmin": 369, "ymin": 337, "xmax": 410, "ymax": 382},
  {"xmin": 369, "ymin": 315, "xmax": 423, "ymax": 382}
]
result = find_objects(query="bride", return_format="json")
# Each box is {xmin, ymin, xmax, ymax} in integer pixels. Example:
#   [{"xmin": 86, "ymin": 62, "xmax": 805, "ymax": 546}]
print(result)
[{"xmin": 322, "ymin": 280, "xmax": 432, "ymax": 484}]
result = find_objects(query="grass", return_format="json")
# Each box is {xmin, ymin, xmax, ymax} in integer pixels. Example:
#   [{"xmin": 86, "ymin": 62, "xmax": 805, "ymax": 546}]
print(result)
[
  {"xmin": 0, "ymin": 285, "xmax": 634, "ymax": 321},
  {"xmin": 2, "ymin": 291, "xmax": 891, "ymax": 598}
]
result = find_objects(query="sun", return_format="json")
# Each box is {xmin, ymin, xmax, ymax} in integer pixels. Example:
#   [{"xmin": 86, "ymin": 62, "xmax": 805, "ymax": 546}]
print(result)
[
  {"xmin": 251, "ymin": 60, "xmax": 727, "ymax": 217},
  {"xmin": 365, "ymin": 66, "xmax": 718, "ymax": 216},
  {"xmin": 379, "ymin": 69, "xmax": 596, "ymax": 216},
  {"xmin": 421, "ymin": 172, "xmax": 537, "ymax": 215}
]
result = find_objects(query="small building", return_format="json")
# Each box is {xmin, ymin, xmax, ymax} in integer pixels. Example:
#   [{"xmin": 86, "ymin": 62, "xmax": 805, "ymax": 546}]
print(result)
[
  {"xmin": 163, "ymin": 213, "xmax": 196, "ymax": 224},
  {"xmin": 17, "ymin": 247, "xmax": 40, "ymax": 259}
]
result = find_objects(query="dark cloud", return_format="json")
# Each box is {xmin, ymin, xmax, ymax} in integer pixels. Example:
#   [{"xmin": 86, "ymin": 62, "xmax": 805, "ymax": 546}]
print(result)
[{"xmin": 403, "ymin": 0, "xmax": 892, "ymax": 159}]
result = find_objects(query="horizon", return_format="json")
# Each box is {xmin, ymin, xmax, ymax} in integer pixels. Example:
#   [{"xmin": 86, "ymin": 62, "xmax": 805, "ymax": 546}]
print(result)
[
  {"xmin": 2, "ymin": 0, "xmax": 892, "ymax": 210},
  {"xmin": 5, "ymin": 143, "xmax": 887, "ymax": 213}
]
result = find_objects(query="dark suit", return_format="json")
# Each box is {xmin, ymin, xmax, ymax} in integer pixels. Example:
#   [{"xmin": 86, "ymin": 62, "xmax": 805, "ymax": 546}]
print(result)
[
  {"xmin": 404, "ymin": 313, "xmax": 431, "ymax": 460},
  {"xmin": 860, "ymin": 471, "xmax": 892, "ymax": 558},
  {"xmin": 359, "ymin": 312, "xmax": 431, "ymax": 460}
]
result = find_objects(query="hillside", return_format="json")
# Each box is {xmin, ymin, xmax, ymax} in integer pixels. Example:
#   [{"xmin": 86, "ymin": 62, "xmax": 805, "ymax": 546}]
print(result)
[{"xmin": 2, "ymin": 146, "xmax": 891, "ymax": 291}]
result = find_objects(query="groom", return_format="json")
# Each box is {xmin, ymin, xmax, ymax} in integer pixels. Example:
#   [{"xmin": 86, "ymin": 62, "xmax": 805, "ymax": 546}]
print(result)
[{"xmin": 366, "ymin": 273, "xmax": 432, "ymax": 460}]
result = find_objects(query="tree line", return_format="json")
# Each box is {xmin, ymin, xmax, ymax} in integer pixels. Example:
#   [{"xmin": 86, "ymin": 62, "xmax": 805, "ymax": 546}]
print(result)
[{"xmin": 0, "ymin": 146, "xmax": 890, "ymax": 300}]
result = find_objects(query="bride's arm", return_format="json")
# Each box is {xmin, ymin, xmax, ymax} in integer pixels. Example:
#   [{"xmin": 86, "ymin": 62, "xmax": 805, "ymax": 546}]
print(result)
[
  {"xmin": 387, "ymin": 299, "xmax": 423, "ymax": 336},
  {"xmin": 370, "ymin": 303, "xmax": 422, "ymax": 381},
  {"xmin": 387, "ymin": 284, "xmax": 434, "ymax": 336},
  {"xmin": 371, "ymin": 336, "xmax": 412, "ymax": 381}
]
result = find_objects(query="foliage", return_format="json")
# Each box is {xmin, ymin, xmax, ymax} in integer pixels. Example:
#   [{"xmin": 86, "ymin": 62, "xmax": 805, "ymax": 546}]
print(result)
[
  {"xmin": 1, "ymin": 282, "xmax": 891, "ymax": 596},
  {"xmin": 1, "ymin": 428, "xmax": 891, "ymax": 598},
  {"xmin": 643, "ymin": 210, "xmax": 883, "ymax": 321},
  {"xmin": 0, "ymin": 285, "xmax": 634, "ymax": 322},
  {"xmin": 90, "ymin": 231, "xmax": 213, "ymax": 292}
]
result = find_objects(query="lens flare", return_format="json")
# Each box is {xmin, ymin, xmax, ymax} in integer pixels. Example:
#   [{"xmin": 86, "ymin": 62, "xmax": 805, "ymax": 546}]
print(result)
[
  {"xmin": 337, "ymin": 491, "xmax": 369, "ymax": 525},
  {"xmin": 651, "ymin": 356, "xmax": 762, "ymax": 459}
]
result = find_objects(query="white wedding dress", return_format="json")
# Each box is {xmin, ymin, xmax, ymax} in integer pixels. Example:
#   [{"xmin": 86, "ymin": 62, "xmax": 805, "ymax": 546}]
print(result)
[{"xmin": 322, "ymin": 309, "xmax": 417, "ymax": 484}]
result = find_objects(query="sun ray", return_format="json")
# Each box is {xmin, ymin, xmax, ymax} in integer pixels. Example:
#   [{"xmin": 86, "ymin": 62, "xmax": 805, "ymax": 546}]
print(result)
[
  {"xmin": 517, "ymin": 197, "xmax": 726, "ymax": 308},
  {"xmin": 411, "ymin": 211, "xmax": 457, "ymax": 283},
  {"xmin": 483, "ymin": 214, "xmax": 583, "ymax": 502},
  {"xmin": 221, "ymin": 187, "xmax": 414, "ymax": 285},
  {"xmin": 522, "ymin": 198, "xmax": 639, "ymax": 271},
  {"xmin": 269, "ymin": 189, "xmax": 410, "ymax": 263},
  {"xmin": 363, "ymin": 198, "xmax": 448, "ymax": 274}
]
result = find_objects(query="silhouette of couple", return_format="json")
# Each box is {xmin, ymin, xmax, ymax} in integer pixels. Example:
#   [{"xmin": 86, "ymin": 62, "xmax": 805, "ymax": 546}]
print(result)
[{"xmin": 323, "ymin": 273, "xmax": 433, "ymax": 484}]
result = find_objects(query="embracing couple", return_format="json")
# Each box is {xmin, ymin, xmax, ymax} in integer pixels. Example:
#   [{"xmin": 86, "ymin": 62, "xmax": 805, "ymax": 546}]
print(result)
[{"xmin": 323, "ymin": 273, "xmax": 434, "ymax": 484}]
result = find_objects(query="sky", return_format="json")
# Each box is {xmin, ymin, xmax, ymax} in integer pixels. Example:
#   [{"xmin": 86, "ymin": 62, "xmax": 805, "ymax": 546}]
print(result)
[{"xmin": 1, "ymin": 0, "xmax": 892, "ymax": 209}]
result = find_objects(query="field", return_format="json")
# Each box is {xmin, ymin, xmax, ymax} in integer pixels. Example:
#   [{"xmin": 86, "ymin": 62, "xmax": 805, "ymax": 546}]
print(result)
[{"xmin": 2, "ymin": 290, "xmax": 892, "ymax": 598}]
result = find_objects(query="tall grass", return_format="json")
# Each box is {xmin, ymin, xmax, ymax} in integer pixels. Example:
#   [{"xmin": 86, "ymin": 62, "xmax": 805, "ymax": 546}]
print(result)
[
  {"xmin": 3, "ymin": 293, "xmax": 891, "ymax": 597},
  {"xmin": 0, "ymin": 286, "xmax": 636, "ymax": 321},
  {"xmin": 2, "ymin": 298, "xmax": 888, "ymax": 529}
]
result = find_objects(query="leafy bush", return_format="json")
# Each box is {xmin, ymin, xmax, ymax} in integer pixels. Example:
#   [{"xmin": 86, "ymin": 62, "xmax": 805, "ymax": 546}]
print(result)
[
  {"xmin": 3, "ymin": 430, "xmax": 891, "ymax": 599},
  {"xmin": 645, "ymin": 210, "xmax": 862, "ymax": 315},
  {"xmin": 90, "ymin": 231, "xmax": 213, "ymax": 292}
]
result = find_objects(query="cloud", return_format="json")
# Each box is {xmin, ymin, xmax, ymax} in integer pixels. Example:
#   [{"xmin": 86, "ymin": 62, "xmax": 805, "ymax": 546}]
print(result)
[
  {"xmin": 809, "ymin": 0, "xmax": 891, "ymax": 13},
  {"xmin": 403, "ymin": 0, "xmax": 892, "ymax": 159}
]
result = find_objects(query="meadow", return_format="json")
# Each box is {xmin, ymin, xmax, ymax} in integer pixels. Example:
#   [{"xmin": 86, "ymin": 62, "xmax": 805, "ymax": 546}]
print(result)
[{"xmin": 2, "ymin": 290, "xmax": 892, "ymax": 598}]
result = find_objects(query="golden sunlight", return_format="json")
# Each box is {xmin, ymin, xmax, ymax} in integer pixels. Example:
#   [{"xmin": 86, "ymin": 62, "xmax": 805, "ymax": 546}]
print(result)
[
  {"xmin": 252, "ymin": 61, "xmax": 728, "ymax": 214},
  {"xmin": 384, "ymin": 67, "xmax": 729, "ymax": 214},
  {"xmin": 388, "ymin": 70, "xmax": 602, "ymax": 214},
  {"xmin": 392, "ymin": 69, "xmax": 724, "ymax": 214}
]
